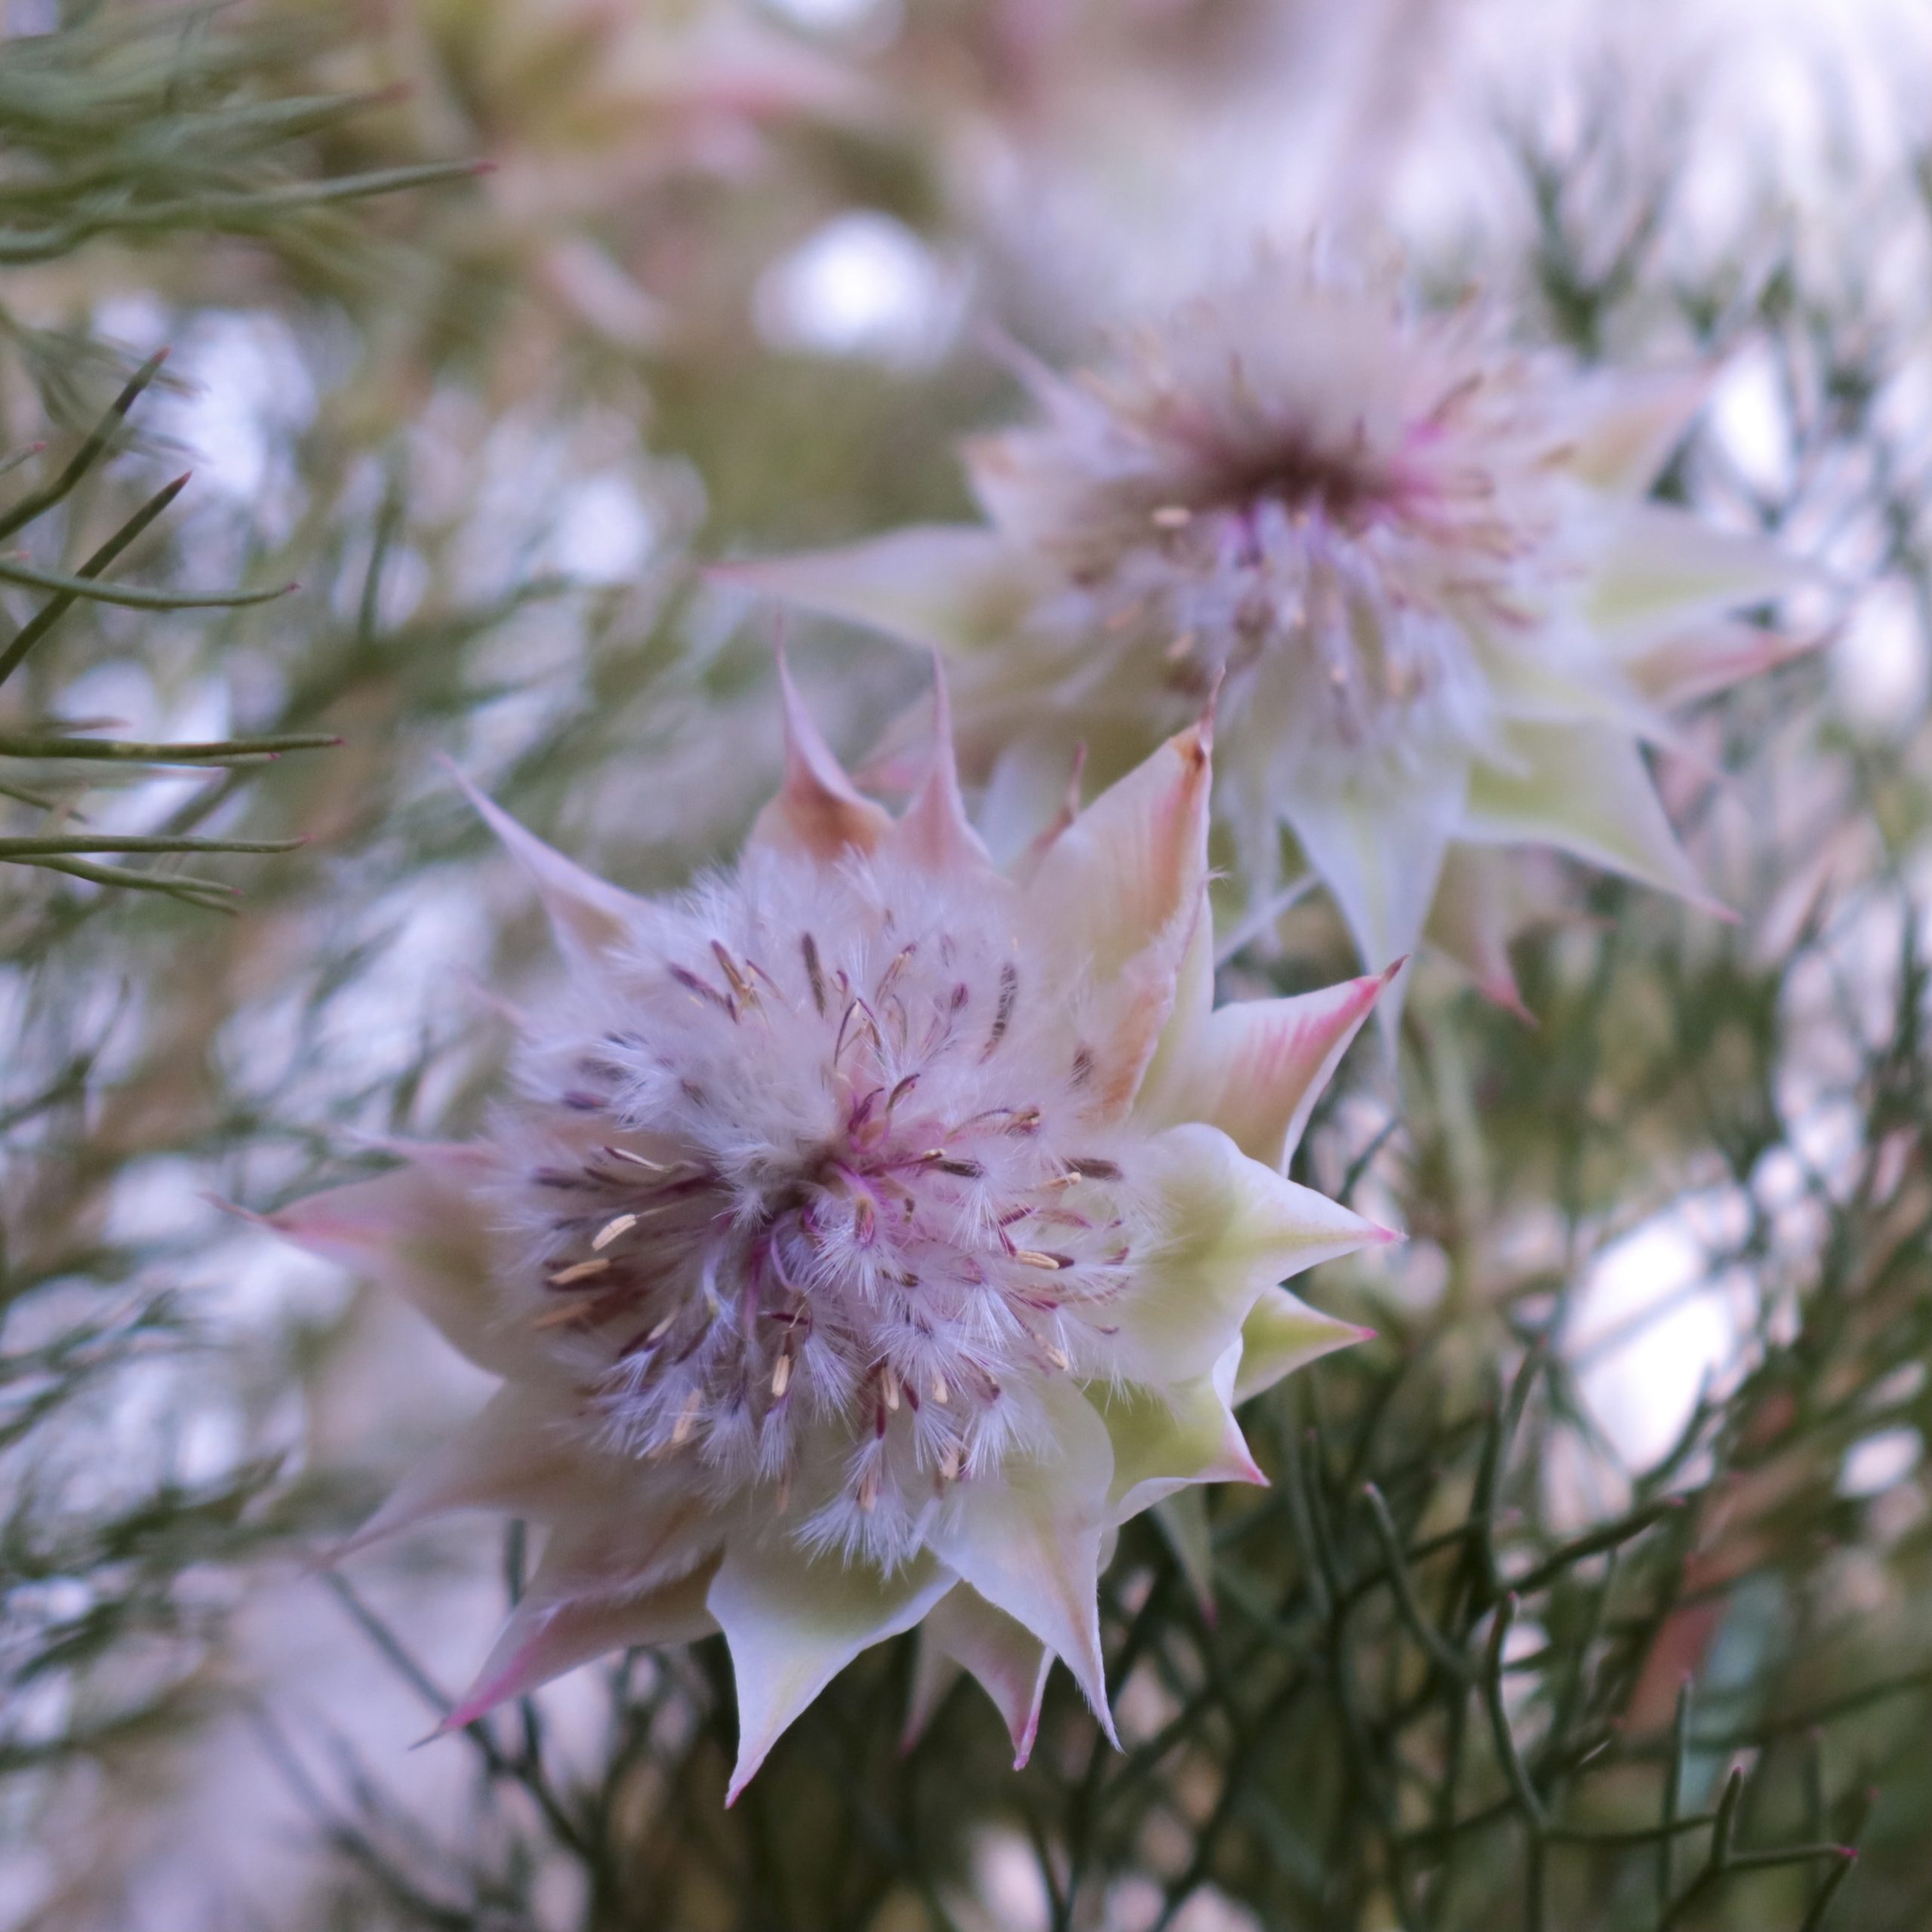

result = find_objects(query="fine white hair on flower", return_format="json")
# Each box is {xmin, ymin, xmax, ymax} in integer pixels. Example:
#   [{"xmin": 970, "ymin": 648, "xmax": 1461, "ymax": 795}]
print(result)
[
  {"xmin": 966, "ymin": 272, "xmax": 1550, "ymax": 779},
  {"xmin": 498, "ymin": 849, "xmax": 1150, "ymax": 1569},
  {"xmin": 266, "ymin": 657, "xmax": 1396, "ymax": 1801},
  {"xmin": 725, "ymin": 253, "xmax": 1817, "ymax": 1011}
]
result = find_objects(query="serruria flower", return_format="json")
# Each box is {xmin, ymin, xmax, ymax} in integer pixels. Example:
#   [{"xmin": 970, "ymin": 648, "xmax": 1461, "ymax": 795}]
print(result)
[
  {"xmin": 723, "ymin": 258, "xmax": 1812, "ymax": 1002},
  {"xmin": 266, "ymin": 665, "xmax": 1395, "ymax": 1798}
]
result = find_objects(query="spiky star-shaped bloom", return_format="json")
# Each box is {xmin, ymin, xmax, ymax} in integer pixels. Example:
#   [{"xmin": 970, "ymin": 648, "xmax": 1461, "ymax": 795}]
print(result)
[
  {"xmin": 728, "ymin": 261, "xmax": 1807, "ymax": 998},
  {"xmin": 268, "ymin": 670, "xmax": 1394, "ymax": 1797}
]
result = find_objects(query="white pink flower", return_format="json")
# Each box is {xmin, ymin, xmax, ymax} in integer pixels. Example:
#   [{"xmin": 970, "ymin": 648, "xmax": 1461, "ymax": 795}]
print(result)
[
  {"xmin": 727, "ymin": 258, "xmax": 1810, "ymax": 1003},
  {"xmin": 267, "ymin": 664, "xmax": 1395, "ymax": 1797}
]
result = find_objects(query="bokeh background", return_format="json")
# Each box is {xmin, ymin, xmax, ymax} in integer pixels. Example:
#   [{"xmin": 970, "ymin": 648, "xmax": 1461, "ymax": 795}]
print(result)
[{"xmin": 5, "ymin": 1, "xmax": 1932, "ymax": 1927}]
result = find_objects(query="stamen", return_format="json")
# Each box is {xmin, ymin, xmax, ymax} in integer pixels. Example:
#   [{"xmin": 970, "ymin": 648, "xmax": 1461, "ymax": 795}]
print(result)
[
  {"xmin": 876, "ymin": 942, "xmax": 917, "ymax": 1000},
  {"xmin": 532, "ymin": 1301, "xmax": 595, "ymax": 1331},
  {"xmin": 744, "ymin": 954, "xmax": 786, "ymax": 1003},
  {"xmin": 604, "ymin": 1145, "xmax": 669, "ymax": 1171},
  {"xmin": 983, "ymin": 961, "xmax": 1018, "ymax": 1060},
  {"xmin": 524, "ymin": 869, "xmax": 1186, "ymax": 1530},
  {"xmin": 834, "ymin": 996, "xmax": 881, "ymax": 1066},
  {"xmin": 1069, "ymin": 1157, "xmax": 1124, "ymax": 1180},
  {"xmin": 670, "ymin": 961, "xmax": 735, "ymax": 1017},
  {"xmin": 710, "ymin": 941, "xmax": 759, "ymax": 1008},
  {"xmin": 801, "ymin": 932, "xmax": 826, "ymax": 1015}
]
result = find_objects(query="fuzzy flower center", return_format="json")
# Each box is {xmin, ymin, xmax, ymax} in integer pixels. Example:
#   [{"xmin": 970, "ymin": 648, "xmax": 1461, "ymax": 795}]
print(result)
[
  {"xmin": 985, "ymin": 278, "xmax": 1580, "ymax": 768},
  {"xmin": 506, "ymin": 863, "xmax": 1138, "ymax": 1561}
]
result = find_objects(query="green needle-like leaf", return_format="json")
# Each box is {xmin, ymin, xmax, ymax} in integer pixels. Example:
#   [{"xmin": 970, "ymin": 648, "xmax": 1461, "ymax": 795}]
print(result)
[{"xmin": 0, "ymin": 555, "xmax": 295, "ymax": 611}]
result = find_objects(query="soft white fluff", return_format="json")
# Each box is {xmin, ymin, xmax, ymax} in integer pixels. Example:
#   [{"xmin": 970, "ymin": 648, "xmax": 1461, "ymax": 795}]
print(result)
[
  {"xmin": 971, "ymin": 260, "xmax": 1583, "ymax": 780},
  {"xmin": 489, "ymin": 849, "xmax": 1149, "ymax": 1566}
]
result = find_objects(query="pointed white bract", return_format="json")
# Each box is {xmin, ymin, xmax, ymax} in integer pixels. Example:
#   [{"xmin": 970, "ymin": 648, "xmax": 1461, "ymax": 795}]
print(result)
[
  {"xmin": 271, "ymin": 669, "xmax": 1391, "ymax": 1798},
  {"xmin": 731, "ymin": 257, "xmax": 1809, "ymax": 1001}
]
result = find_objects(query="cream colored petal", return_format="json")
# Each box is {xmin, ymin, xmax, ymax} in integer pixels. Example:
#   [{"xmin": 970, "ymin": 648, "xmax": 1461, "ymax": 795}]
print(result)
[
  {"xmin": 531, "ymin": 1481, "xmax": 727, "ymax": 1607},
  {"xmin": 1134, "ymin": 903, "xmax": 1215, "ymax": 1115},
  {"xmin": 986, "ymin": 730, "xmax": 1086, "ymax": 877},
  {"xmin": 332, "ymin": 1384, "xmax": 589, "ymax": 1559},
  {"xmin": 1022, "ymin": 719, "xmax": 1213, "ymax": 1114},
  {"xmin": 1462, "ymin": 720, "xmax": 1727, "ymax": 915},
  {"xmin": 1233, "ymin": 1284, "xmax": 1373, "ymax": 1404},
  {"xmin": 445, "ymin": 761, "xmax": 655, "ymax": 961},
  {"xmin": 716, "ymin": 525, "xmax": 1054, "ymax": 654},
  {"xmin": 1024, "ymin": 718, "xmax": 1211, "ymax": 981},
  {"xmin": 1112, "ymin": 1123, "xmax": 1392, "ymax": 1387},
  {"xmin": 1619, "ymin": 617, "xmax": 1818, "ymax": 708},
  {"xmin": 439, "ymin": 1560, "xmax": 720, "ymax": 1734},
  {"xmin": 266, "ymin": 1146, "xmax": 521, "ymax": 1377},
  {"xmin": 709, "ymin": 1534, "xmax": 955, "ymax": 1803},
  {"xmin": 1425, "ymin": 845, "xmax": 1531, "ymax": 1019},
  {"xmin": 1094, "ymin": 1367, "xmax": 1263, "ymax": 1525},
  {"xmin": 887, "ymin": 657, "xmax": 998, "ymax": 879},
  {"xmin": 929, "ymin": 1379, "xmax": 1119, "ymax": 1744},
  {"xmin": 1281, "ymin": 757, "xmax": 1467, "ymax": 990},
  {"xmin": 1567, "ymin": 365, "xmax": 1714, "ymax": 497},
  {"xmin": 905, "ymin": 1584, "xmax": 1053, "ymax": 1770},
  {"xmin": 1083, "ymin": 933, "xmax": 1206, "ymax": 1120},
  {"xmin": 1137, "ymin": 961, "xmax": 1397, "ymax": 1173},
  {"xmin": 746, "ymin": 649, "xmax": 894, "ymax": 863},
  {"xmin": 1585, "ymin": 502, "xmax": 1810, "ymax": 645},
  {"xmin": 1476, "ymin": 622, "xmax": 1684, "ymax": 749}
]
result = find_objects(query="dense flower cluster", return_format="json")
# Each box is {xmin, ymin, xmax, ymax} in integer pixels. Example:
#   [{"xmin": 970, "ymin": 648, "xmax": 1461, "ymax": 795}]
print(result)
[
  {"xmin": 734, "ymin": 259, "xmax": 1807, "ymax": 995},
  {"xmin": 273, "ymin": 666, "xmax": 1395, "ymax": 1795}
]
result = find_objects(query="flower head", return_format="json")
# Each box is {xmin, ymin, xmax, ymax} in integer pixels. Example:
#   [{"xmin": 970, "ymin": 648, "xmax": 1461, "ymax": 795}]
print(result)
[
  {"xmin": 268, "ymin": 663, "xmax": 1393, "ymax": 1796},
  {"xmin": 728, "ymin": 258, "xmax": 1810, "ymax": 1001}
]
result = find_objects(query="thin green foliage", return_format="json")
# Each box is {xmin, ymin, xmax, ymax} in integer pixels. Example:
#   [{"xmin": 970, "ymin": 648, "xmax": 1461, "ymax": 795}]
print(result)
[
  {"xmin": 0, "ymin": 349, "xmax": 321, "ymax": 907},
  {"xmin": 0, "ymin": 5, "xmax": 486, "ymax": 1910},
  {"xmin": 0, "ymin": 3, "xmax": 475, "ymax": 275}
]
